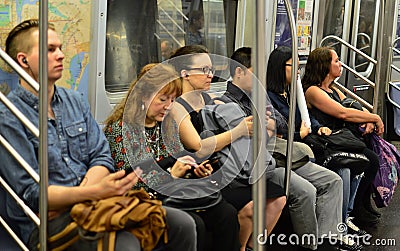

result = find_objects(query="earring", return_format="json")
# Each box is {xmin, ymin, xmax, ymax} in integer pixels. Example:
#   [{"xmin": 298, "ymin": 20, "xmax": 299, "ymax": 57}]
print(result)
[{"xmin": 141, "ymin": 103, "xmax": 145, "ymax": 111}]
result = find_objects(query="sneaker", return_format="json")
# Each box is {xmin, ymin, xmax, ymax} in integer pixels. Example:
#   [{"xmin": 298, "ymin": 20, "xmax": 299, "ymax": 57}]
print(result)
[
  {"xmin": 337, "ymin": 235, "xmax": 363, "ymax": 251},
  {"xmin": 346, "ymin": 217, "xmax": 368, "ymax": 236}
]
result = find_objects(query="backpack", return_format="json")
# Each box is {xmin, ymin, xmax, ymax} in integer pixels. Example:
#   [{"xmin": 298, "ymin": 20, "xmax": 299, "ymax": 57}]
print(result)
[
  {"xmin": 200, "ymin": 101, "xmax": 276, "ymax": 185},
  {"xmin": 370, "ymin": 133, "xmax": 400, "ymax": 207},
  {"xmin": 31, "ymin": 189, "xmax": 167, "ymax": 251}
]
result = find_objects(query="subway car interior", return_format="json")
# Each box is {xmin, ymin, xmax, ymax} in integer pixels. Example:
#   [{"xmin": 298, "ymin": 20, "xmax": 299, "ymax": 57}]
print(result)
[{"xmin": 1, "ymin": 0, "xmax": 400, "ymax": 250}]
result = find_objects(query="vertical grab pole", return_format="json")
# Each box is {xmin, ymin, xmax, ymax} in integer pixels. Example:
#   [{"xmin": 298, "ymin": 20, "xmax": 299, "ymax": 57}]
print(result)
[
  {"xmin": 252, "ymin": 0, "xmax": 267, "ymax": 250},
  {"xmin": 283, "ymin": 0, "xmax": 297, "ymax": 196},
  {"xmin": 38, "ymin": 1, "xmax": 49, "ymax": 251}
]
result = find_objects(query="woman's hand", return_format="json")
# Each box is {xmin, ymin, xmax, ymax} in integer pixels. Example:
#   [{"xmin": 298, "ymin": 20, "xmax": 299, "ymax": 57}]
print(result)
[
  {"xmin": 374, "ymin": 116, "xmax": 385, "ymax": 136},
  {"xmin": 266, "ymin": 114, "xmax": 276, "ymax": 132},
  {"xmin": 299, "ymin": 121, "xmax": 311, "ymax": 139},
  {"xmin": 318, "ymin": 126, "xmax": 332, "ymax": 136},
  {"xmin": 238, "ymin": 116, "xmax": 253, "ymax": 137},
  {"xmin": 170, "ymin": 156, "xmax": 197, "ymax": 178},
  {"xmin": 360, "ymin": 122, "xmax": 375, "ymax": 135},
  {"xmin": 194, "ymin": 159, "xmax": 214, "ymax": 178}
]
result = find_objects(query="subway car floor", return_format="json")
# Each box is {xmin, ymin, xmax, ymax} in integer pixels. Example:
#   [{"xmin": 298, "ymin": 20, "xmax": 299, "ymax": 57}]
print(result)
[
  {"xmin": 361, "ymin": 190, "xmax": 400, "ymax": 251},
  {"xmin": 268, "ymin": 189, "xmax": 400, "ymax": 251}
]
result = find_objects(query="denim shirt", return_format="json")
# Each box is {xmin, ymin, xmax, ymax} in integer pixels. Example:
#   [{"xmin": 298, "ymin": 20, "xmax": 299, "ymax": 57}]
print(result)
[{"xmin": 0, "ymin": 85, "xmax": 114, "ymax": 243}]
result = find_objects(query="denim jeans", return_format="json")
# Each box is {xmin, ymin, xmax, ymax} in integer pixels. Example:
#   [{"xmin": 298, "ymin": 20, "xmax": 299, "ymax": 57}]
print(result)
[
  {"xmin": 271, "ymin": 163, "xmax": 343, "ymax": 250},
  {"xmin": 335, "ymin": 168, "xmax": 362, "ymax": 222}
]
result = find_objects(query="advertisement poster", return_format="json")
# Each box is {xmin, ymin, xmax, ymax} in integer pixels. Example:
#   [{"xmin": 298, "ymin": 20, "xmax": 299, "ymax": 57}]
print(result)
[{"xmin": 275, "ymin": 0, "xmax": 314, "ymax": 56}]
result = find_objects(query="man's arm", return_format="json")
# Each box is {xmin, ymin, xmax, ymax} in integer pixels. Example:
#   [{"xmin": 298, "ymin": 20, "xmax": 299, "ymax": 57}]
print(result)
[{"xmin": 47, "ymin": 167, "xmax": 140, "ymax": 211}]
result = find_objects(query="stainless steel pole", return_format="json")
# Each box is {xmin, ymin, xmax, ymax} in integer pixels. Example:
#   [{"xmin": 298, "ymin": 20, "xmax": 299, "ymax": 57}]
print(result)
[
  {"xmin": 38, "ymin": 1, "xmax": 49, "ymax": 250},
  {"xmin": 283, "ymin": 0, "xmax": 297, "ymax": 197},
  {"xmin": 252, "ymin": 0, "xmax": 267, "ymax": 250}
]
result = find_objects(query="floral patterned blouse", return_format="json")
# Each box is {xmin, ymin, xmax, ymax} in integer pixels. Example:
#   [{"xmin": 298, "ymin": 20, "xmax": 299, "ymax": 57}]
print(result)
[{"xmin": 104, "ymin": 119, "xmax": 184, "ymax": 192}]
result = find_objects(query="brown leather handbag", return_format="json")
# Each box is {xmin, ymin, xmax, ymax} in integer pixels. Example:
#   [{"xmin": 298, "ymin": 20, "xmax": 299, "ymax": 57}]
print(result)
[
  {"xmin": 31, "ymin": 189, "xmax": 168, "ymax": 251},
  {"xmin": 70, "ymin": 189, "xmax": 167, "ymax": 251}
]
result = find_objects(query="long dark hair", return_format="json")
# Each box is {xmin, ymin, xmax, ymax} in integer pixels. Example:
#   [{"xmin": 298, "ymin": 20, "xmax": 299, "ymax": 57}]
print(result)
[
  {"xmin": 266, "ymin": 46, "xmax": 293, "ymax": 94},
  {"xmin": 302, "ymin": 47, "xmax": 334, "ymax": 91}
]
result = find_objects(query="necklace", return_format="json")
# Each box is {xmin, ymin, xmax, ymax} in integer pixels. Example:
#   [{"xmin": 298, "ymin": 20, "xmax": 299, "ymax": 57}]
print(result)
[{"xmin": 144, "ymin": 123, "xmax": 161, "ymax": 161}]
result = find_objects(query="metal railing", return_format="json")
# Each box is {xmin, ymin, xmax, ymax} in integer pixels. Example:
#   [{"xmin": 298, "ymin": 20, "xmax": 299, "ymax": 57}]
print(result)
[
  {"xmin": 155, "ymin": 0, "xmax": 187, "ymax": 47},
  {"xmin": 386, "ymin": 37, "xmax": 400, "ymax": 109},
  {"xmin": 0, "ymin": 2, "xmax": 49, "ymax": 250}
]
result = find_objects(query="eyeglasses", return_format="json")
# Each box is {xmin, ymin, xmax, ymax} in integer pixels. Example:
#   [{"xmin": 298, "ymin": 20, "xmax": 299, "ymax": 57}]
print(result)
[
  {"xmin": 285, "ymin": 64, "xmax": 292, "ymax": 66},
  {"xmin": 187, "ymin": 66, "xmax": 215, "ymax": 76}
]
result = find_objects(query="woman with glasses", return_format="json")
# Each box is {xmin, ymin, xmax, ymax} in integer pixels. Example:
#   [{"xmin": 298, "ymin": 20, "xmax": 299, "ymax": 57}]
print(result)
[
  {"xmin": 169, "ymin": 45, "xmax": 253, "ymax": 158},
  {"xmin": 168, "ymin": 45, "xmax": 254, "ymax": 251},
  {"xmin": 267, "ymin": 46, "xmax": 331, "ymax": 140}
]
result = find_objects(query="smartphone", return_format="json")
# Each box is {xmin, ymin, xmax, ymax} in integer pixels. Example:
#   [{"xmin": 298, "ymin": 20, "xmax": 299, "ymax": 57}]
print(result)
[
  {"xmin": 200, "ymin": 155, "xmax": 222, "ymax": 172},
  {"xmin": 208, "ymin": 155, "xmax": 221, "ymax": 165}
]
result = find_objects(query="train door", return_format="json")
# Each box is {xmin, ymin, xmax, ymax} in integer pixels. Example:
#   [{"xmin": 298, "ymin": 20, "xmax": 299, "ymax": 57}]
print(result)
[{"xmin": 317, "ymin": 0, "xmax": 379, "ymax": 104}]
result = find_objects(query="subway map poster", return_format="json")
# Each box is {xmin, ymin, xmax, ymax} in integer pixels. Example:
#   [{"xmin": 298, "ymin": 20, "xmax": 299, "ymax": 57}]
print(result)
[{"xmin": 0, "ymin": 1, "xmax": 91, "ymax": 96}]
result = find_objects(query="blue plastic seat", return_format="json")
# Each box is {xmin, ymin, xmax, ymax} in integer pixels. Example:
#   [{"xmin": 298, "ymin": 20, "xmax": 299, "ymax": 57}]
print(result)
[{"xmin": 390, "ymin": 82, "xmax": 400, "ymax": 136}]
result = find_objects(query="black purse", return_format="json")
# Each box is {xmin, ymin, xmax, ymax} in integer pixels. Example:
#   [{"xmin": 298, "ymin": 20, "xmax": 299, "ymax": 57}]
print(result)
[
  {"xmin": 304, "ymin": 129, "xmax": 369, "ymax": 175},
  {"xmin": 322, "ymin": 152, "xmax": 369, "ymax": 175},
  {"xmin": 319, "ymin": 128, "xmax": 367, "ymax": 152},
  {"xmin": 155, "ymin": 178, "xmax": 222, "ymax": 211}
]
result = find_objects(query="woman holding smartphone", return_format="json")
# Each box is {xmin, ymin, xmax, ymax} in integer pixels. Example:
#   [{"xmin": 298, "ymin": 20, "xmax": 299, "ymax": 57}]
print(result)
[{"xmin": 104, "ymin": 62, "xmax": 240, "ymax": 251}]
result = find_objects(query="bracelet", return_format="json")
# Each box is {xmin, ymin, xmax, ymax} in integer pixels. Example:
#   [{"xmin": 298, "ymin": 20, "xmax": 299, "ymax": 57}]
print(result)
[{"xmin": 167, "ymin": 167, "xmax": 172, "ymax": 173}]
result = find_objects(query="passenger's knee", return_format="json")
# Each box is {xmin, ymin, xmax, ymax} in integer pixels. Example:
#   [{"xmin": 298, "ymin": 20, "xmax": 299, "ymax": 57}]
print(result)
[
  {"xmin": 276, "ymin": 196, "xmax": 286, "ymax": 210},
  {"xmin": 238, "ymin": 201, "xmax": 253, "ymax": 220},
  {"xmin": 295, "ymin": 182, "xmax": 317, "ymax": 199},
  {"xmin": 267, "ymin": 196, "xmax": 286, "ymax": 211},
  {"xmin": 330, "ymin": 171, "xmax": 343, "ymax": 188}
]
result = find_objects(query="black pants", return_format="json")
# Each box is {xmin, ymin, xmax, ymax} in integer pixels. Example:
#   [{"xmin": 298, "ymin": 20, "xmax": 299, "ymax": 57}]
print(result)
[
  {"xmin": 188, "ymin": 199, "xmax": 241, "ymax": 251},
  {"xmin": 353, "ymin": 147, "xmax": 379, "ymax": 211}
]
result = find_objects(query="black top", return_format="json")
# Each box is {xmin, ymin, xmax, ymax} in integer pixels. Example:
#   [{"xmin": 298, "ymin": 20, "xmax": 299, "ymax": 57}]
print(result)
[
  {"xmin": 308, "ymin": 88, "xmax": 345, "ymax": 130},
  {"xmin": 176, "ymin": 92, "xmax": 212, "ymax": 134}
]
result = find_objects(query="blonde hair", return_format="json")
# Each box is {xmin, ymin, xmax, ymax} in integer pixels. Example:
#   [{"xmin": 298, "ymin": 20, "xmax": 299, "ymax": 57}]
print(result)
[
  {"xmin": 104, "ymin": 63, "xmax": 182, "ymax": 127},
  {"xmin": 6, "ymin": 19, "xmax": 55, "ymax": 63}
]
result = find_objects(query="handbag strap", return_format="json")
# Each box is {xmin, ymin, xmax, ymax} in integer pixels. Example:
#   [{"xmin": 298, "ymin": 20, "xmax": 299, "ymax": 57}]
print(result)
[
  {"xmin": 46, "ymin": 221, "xmax": 79, "ymax": 251},
  {"xmin": 97, "ymin": 231, "xmax": 116, "ymax": 251}
]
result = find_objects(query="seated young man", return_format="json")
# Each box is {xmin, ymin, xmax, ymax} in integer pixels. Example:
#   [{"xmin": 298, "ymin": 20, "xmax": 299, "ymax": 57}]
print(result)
[{"xmin": 0, "ymin": 19, "xmax": 196, "ymax": 251}]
